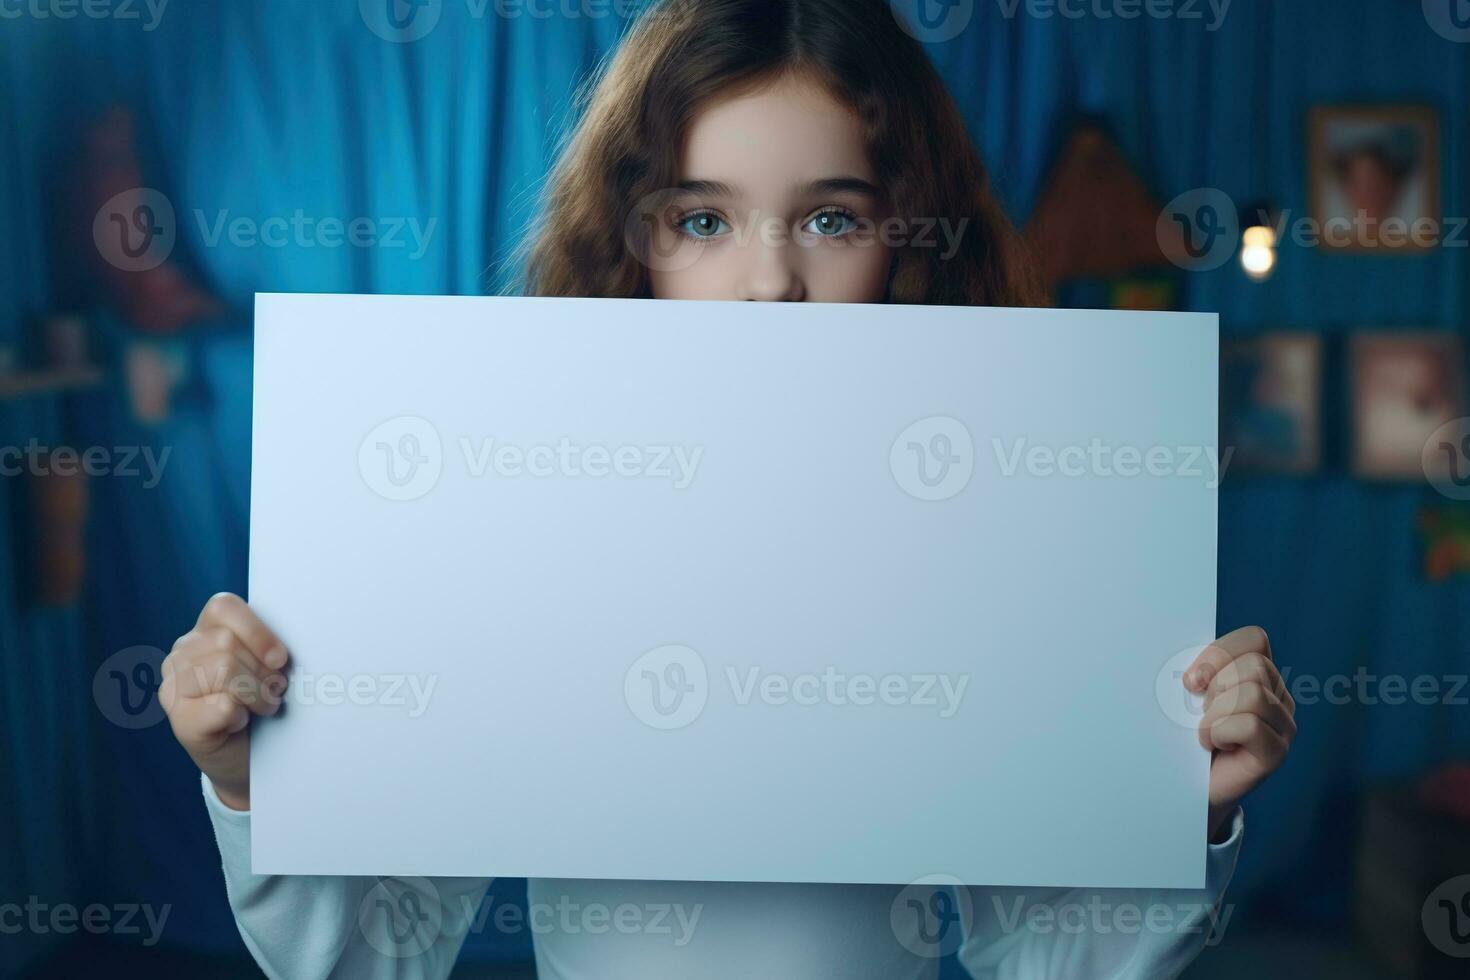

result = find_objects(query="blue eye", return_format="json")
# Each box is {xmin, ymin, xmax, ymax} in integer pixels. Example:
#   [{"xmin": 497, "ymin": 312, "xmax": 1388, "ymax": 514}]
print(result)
[
  {"xmin": 804, "ymin": 208, "xmax": 857, "ymax": 237},
  {"xmin": 676, "ymin": 211, "xmax": 730, "ymax": 239}
]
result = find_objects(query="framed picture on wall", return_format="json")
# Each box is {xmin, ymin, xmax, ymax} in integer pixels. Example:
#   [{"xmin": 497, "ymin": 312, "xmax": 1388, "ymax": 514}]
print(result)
[
  {"xmin": 1309, "ymin": 105, "xmax": 1440, "ymax": 252},
  {"xmin": 1350, "ymin": 333, "xmax": 1465, "ymax": 479},
  {"xmin": 1221, "ymin": 333, "xmax": 1322, "ymax": 474}
]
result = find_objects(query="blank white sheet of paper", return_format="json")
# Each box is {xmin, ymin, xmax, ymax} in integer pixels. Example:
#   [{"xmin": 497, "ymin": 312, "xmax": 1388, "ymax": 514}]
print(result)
[{"xmin": 249, "ymin": 293, "xmax": 1218, "ymax": 888}]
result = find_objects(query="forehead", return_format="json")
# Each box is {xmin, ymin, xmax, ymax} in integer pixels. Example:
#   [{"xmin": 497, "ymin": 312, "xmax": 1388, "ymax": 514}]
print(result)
[{"xmin": 678, "ymin": 74, "xmax": 874, "ymax": 188}]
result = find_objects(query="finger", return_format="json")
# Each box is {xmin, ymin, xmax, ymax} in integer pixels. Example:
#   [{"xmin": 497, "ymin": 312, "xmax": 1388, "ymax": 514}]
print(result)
[
  {"xmin": 196, "ymin": 592, "xmax": 289, "ymax": 669},
  {"xmin": 185, "ymin": 626, "xmax": 272, "ymax": 680},
  {"xmin": 1198, "ymin": 682, "xmax": 1297, "ymax": 747},
  {"xmin": 167, "ymin": 647, "xmax": 285, "ymax": 715},
  {"xmin": 1206, "ymin": 688, "xmax": 1297, "ymax": 742},
  {"xmin": 1214, "ymin": 624, "xmax": 1274, "ymax": 660},
  {"xmin": 1183, "ymin": 626, "xmax": 1272, "ymax": 692},
  {"xmin": 166, "ymin": 689, "xmax": 253, "ymax": 741},
  {"xmin": 1202, "ymin": 652, "xmax": 1288, "ymax": 708},
  {"xmin": 1202, "ymin": 712, "xmax": 1291, "ymax": 766}
]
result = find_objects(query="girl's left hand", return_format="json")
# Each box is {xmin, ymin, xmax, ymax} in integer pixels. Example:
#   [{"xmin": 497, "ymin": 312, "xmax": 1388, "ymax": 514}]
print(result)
[{"xmin": 1183, "ymin": 626, "xmax": 1297, "ymax": 842}]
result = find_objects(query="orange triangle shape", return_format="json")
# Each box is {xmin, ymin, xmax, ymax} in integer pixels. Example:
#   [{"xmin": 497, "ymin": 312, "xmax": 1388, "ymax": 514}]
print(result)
[{"xmin": 1024, "ymin": 124, "xmax": 1174, "ymax": 289}]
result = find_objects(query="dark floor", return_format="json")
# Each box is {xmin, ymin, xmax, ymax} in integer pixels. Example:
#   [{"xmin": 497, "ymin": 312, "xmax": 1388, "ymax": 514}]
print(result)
[
  {"xmin": 19, "ymin": 940, "xmax": 537, "ymax": 980},
  {"xmin": 18, "ymin": 932, "xmax": 1392, "ymax": 979},
  {"xmin": 1181, "ymin": 933, "xmax": 1391, "ymax": 979}
]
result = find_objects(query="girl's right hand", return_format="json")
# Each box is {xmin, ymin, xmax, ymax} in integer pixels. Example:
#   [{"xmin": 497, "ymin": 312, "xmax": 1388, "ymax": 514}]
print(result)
[{"xmin": 160, "ymin": 592, "xmax": 290, "ymax": 811}]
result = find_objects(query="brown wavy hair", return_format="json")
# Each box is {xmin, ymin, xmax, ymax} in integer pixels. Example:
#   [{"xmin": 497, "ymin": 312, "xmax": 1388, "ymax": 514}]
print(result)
[{"xmin": 520, "ymin": 0, "xmax": 1043, "ymax": 307}]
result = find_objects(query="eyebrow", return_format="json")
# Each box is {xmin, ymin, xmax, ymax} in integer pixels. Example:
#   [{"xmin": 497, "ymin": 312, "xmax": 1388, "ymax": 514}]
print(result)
[
  {"xmin": 675, "ymin": 176, "xmax": 883, "ymax": 199},
  {"xmin": 675, "ymin": 179, "xmax": 738, "ymax": 197},
  {"xmin": 797, "ymin": 176, "xmax": 883, "ymax": 199}
]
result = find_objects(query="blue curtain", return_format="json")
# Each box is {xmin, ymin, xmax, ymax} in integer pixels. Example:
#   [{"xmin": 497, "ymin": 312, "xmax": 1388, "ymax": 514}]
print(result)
[{"xmin": 2, "ymin": 0, "xmax": 1468, "ymax": 966}]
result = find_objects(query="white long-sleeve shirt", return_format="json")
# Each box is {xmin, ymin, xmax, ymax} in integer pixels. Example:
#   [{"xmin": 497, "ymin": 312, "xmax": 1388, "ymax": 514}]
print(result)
[{"xmin": 202, "ymin": 773, "xmax": 1242, "ymax": 979}]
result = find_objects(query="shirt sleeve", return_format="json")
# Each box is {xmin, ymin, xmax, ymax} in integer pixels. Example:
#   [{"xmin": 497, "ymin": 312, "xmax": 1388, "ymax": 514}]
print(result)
[
  {"xmin": 955, "ymin": 807, "xmax": 1244, "ymax": 980},
  {"xmin": 201, "ymin": 772, "xmax": 493, "ymax": 980}
]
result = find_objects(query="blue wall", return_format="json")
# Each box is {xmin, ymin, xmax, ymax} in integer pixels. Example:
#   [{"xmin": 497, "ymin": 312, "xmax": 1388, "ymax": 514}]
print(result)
[{"xmin": 2, "ymin": 0, "xmax": 1468, "ymax": 967}]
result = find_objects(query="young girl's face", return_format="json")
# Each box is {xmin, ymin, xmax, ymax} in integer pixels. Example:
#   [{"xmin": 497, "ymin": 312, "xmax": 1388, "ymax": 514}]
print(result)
[{"xmin": 648, "ymin": 73, "xmax": 895, "ymax": 303}]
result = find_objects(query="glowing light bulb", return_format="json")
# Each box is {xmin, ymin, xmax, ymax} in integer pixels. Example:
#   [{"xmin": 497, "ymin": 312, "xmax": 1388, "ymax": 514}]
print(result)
[{"xmin": 1240, "ymin": 224, "xmax": 1277, "ymax": 281}]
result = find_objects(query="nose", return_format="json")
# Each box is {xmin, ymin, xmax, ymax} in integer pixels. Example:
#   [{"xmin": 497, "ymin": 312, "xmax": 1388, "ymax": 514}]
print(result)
[{"xmin": 735, "ymin": 235, "xmax": 805, "ymax": 302}]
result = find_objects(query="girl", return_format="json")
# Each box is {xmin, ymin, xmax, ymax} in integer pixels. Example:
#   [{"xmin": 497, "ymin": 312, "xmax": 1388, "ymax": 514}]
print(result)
[{"xmin": 163, "ymin": 1, "xmax": 1296, "ymax": 976}]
